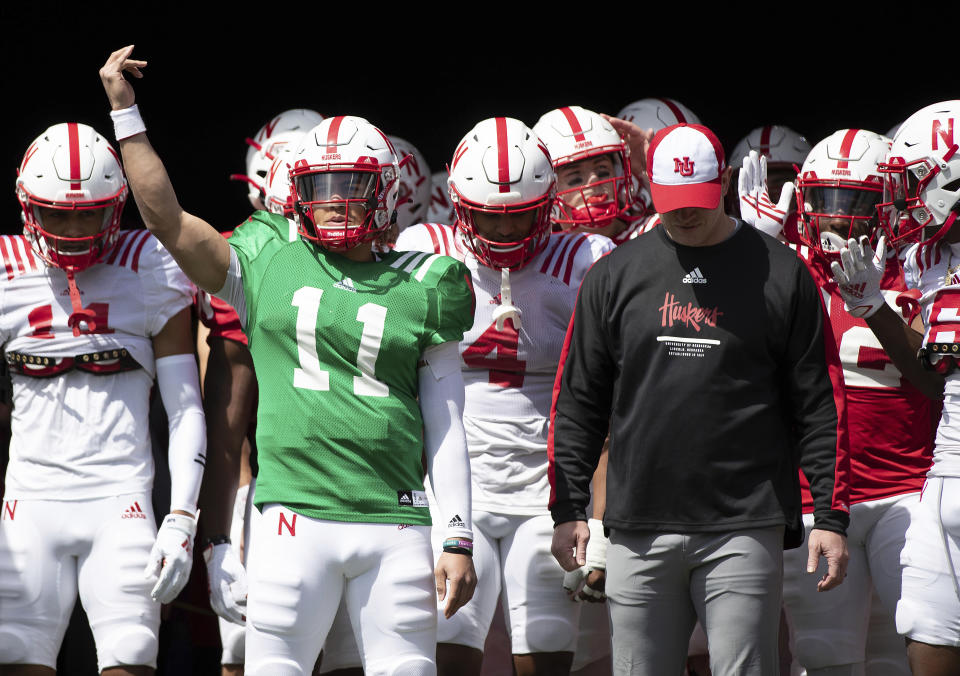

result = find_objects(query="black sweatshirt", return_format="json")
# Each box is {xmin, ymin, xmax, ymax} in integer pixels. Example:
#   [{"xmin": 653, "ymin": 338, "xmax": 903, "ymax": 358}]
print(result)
[{"xmin": 548, "ymin": 222, "xmax": 850, "ymax": 548}]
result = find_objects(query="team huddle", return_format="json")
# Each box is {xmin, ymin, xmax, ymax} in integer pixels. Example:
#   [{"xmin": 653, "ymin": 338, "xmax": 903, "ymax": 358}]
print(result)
[{"xmin": 0, "ymin": 44, "xmax": 957, "ymax": 676}]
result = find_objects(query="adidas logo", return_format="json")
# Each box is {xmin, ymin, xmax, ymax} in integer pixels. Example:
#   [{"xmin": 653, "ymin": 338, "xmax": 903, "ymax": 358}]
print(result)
[
  {"xmin": 448, "ymin": 514, "xmax": 465, "ymax": 528},
  {"xmin": 122, "ymin": 501, "xmax": 147, "ymax": 520},
  {"xmin": 334, "ymin": 277, "xmax": 357, "ymax": 293},
  {"xmin": 397, "ymin": 491, "xmax": 413, "ymax": 506},
  {"xmin": 682, "ymin": 267, "xmax": 707, "ymax": 284}
]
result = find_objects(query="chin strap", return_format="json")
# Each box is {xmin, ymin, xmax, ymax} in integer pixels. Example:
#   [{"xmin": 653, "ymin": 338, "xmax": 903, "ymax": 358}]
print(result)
[
  {"xmin": 65, "ymin": 269, "xmax": 97, "ymax": 336},
  {"xmin": 491, "ymin": 267, "xmax": 522, "ymax": 331}
]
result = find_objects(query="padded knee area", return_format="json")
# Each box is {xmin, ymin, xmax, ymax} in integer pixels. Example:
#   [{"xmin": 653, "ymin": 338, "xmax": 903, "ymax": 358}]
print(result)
[
  {"xmin": 0, "ymin": 628, "xmax": 30, "ymax": 663},
  {"xmin": 248, "ymin": 658, "xmax": 305, "ymax": 675},
  {"xmin": 524, "ymin": 614, "xmax": 578, "ymax": 653},
  {"xmin": 369, "ymin": 654, "xmax": 433, "ymax": 676},
  {"xmin": 98, "ymin": 624, "xmax": 158, "ymax": 670},
  {"xmin": 220, "ymin": 621, "xmax": 246, "ymax": 665}
]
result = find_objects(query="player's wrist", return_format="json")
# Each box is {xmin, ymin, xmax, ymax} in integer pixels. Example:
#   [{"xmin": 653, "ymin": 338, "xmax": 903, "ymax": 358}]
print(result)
[
  {"xmin": 200, "ymin": 534, "xmax": 231, "ymax": 550},
  {"xmin": 110, "ymin": 104, "xmax": 146, "ymax": 141},
  {"xmin": 442, "ymin": 537, "xmax": 473, "ymax": 557}
]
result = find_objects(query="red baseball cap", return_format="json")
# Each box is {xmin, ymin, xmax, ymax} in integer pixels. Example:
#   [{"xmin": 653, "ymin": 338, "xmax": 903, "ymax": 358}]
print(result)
[{"xmin": 646, "ymin": 123, "xmax": 726, "ymax": 213}]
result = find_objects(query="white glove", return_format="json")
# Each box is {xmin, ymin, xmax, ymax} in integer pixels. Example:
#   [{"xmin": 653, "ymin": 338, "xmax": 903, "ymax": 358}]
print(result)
[
  {"xmin": 738, "ymin": 150, "xmax": 794, "ymax": 238},
  {"xmin": 203, "ymin": 541, "xmax": 248, "ymax": 625},
  {"xmin": 830, "ymin": 235, "xmax": 887, "ymax": 318},
  {"xmin": 562, "ymin": 519, "xmax": 608, "ymax": 602},
  {"xmin": 145, "ymin": 512, "xmax": 197, "ymax": 603}
]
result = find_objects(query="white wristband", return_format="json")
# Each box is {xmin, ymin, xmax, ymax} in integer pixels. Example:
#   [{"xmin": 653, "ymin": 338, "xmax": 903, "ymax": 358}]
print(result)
[{"xmin": 110, "ymin": 104, "xmax": 146, "ymax": 141}]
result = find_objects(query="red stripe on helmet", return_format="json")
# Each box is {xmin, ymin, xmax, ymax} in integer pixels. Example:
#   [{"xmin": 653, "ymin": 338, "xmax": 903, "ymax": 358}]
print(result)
[
  {"xmin": 760, "ymin": 125, "xmax": 772, "ymax": 158},
  {"xmin": 837, "ymin": 129, "xmax": 860, "ymax": 170},
  {"xmin": 495, "ymin": 117, "xmax": 510, "ymax": 193},
  {"xmin": 559, "ymin": 107, "xmax": 586, "ymax": 143},
  {"xmin": 326, "ymin": 116, "xmax": 345, "ymax": 153},
  {"xmin": 68, "ymin": 123, "xmax": 82, "ymax": 190},
  {"xmin": 658, "ymin": 98, "xmax": 686, "ymax": 124}
]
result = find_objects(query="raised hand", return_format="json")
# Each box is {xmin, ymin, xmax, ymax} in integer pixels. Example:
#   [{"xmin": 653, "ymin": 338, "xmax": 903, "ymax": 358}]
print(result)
[
  {"xmin": 99, "ymin": 45, "xmax": 147, "ymax": 111},
  {"xmin": 738, "ymin": 150, "xmax": 794, "ymax": 238}
]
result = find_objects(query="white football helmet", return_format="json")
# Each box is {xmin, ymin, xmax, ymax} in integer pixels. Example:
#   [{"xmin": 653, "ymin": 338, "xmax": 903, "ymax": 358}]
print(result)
[
  {"xmin": 16, "ymin": 122, "xmax": 127, "ymax": 271},
  {"xmin": 262, "ymin": 131, "xmax": 306, "ymax": 217},
  {"xmin": 616, "ymin": 97, "xmax": 701, "ymax": 132},
  {"xmin": 730, "ymin": 125, "xmax": 810, "ymax": 171},
  {"xmin": 534, "ymin": 106, "xmax": 633, "ymax": 230},
  {"xmin": 289, "ymin": 116, "xmax": 401, "ymax": 250},
  {"xmin": 796, "ymin": 129, "xmax": 890, "ymax": 257},
  {"xmin": 388, "ymin": 136, "xmax": 431, "ymax": 231},
  {"xmin": 234, "ymin": 109, "xmax": 325, "ymax": 209},
  {"xmin": 448, "ymin": 117, "xmax": 555, "ymax": 269},
  {"xmin": 879, "ymin": 100, "xmax": 960, "ymax": 246},
  {"xmin": 427, "ymin": 170, "xmax": 457, "ymax": 224}
]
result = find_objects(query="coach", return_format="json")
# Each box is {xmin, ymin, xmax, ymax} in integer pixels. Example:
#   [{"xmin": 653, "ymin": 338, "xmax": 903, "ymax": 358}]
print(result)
[{"xmin": 548, "ymin": 123, "xmax": 851, "ymax": 675}]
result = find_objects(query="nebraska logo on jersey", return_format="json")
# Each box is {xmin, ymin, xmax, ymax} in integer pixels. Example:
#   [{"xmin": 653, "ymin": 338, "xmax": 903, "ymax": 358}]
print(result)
[
  {"xmin": 122, "ymin": 501, "xmax": 147, "ymax": 519},
  {"xmin": 674, "ymin": 157, "xmax": 695, "ymax": 176}
]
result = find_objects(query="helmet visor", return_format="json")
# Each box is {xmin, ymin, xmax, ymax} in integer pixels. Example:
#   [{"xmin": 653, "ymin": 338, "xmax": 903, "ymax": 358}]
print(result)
[
  {"xmin": 295, "ymin": 170, "xmax": 380, "ymax": 204},
  {"xmin": 804, "ymin": 186, "xmax": 880, "ymax": 219}
]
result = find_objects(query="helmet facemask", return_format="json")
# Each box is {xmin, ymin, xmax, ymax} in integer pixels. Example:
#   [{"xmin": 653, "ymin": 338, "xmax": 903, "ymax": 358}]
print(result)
[
  {"xmin": 798, "ymin": 181, "xmax": 883, "ymax": 258},
  {"xmin": 878, "ymin": 153, "xmax": 960, "ymax": 247},
  {"xmin": 553, "ymin": 150, "xmax": 633, "ymax": 231},
  {"xmin": 454, "ymin": 193, "xmax": 553, "ymax": 270},
  {"xmin": 293, "ymin": 165, "xmax": 397, "ymax": 250}
]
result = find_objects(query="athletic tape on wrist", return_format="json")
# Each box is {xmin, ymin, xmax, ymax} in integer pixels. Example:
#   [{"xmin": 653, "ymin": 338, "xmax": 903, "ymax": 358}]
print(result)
[{"xmin": 110, "ymin": 105, "xmax": 146, "ymax": 141}]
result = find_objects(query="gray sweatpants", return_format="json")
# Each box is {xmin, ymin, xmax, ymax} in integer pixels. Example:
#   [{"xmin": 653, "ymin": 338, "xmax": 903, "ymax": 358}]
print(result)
[{"xmin": 606, "ymin": 526, "xmax": 784, "ymax": 676}]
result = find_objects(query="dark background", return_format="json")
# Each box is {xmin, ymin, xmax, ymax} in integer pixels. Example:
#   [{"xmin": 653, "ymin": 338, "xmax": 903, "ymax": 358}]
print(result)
[{"xmin": 1, "ymin": 9, "xmax": 948, "ymax": 233}]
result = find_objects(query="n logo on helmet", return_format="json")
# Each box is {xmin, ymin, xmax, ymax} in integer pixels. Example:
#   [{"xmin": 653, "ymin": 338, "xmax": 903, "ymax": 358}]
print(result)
[
  {"xmin": 674, "ymin": 157, "xmax": 695, "ymax": 176},
  {"xmin": 932, "ymin": 119, "xmax": 954, "ymax": 151}
]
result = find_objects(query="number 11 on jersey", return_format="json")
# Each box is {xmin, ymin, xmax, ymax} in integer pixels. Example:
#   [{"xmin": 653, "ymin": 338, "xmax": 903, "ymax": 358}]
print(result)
[{"xmin": 291, "ymin": 286, "xmax": 389, "ymax": 396}]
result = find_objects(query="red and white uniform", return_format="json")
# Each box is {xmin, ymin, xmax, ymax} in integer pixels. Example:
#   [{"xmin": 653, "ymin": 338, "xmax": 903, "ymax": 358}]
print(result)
[
  {"xmin": 895, "ymin": 240, "xmax": 960, "ymax": 647},
  {"xmin": 1, "ymin": 231, "xmax": 195, "ymax": 500},
  {"xmin": 782, "ymin": 243, "xmax": 934, "ymax": 672},
  {"xmin": 0, "ymin": 230, "xmax": 194, "ymax": 671},
  {"xmin": 396, "ymin": 222, "xmax": 613, "ymax": 655}
]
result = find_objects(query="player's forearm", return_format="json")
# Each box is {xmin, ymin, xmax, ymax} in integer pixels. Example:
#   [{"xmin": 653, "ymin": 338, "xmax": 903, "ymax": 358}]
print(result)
[
  {"xmin": 866, "ymin": 304, "xmax": 944, "ymax": 400},
  {"xmin": 118, "ymin": 133, "xmax": 230, "ymax": 292},
  {"xmin": 419, "ymin": 342, "xmax": 473, "ymax": 541},
  {"xmin": 157, "ymin": 353, "xmax": 206, "ymax": 515},
  {"xmin": 197, "ymin": 338, "xmax": 256, "ymax": 535}
]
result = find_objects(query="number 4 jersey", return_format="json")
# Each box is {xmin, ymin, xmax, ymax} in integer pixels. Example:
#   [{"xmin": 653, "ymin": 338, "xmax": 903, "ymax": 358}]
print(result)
[
  {"xmin": 396, "ymin": 223, "xmax": 615, "ymax": 514},
  {"xmin": 222, "ymin": 212, "xmax": 474, "ymax": 525},
  {"xmin": 0, "ymin": 231, "xmax": 195, "ymax": 500}
]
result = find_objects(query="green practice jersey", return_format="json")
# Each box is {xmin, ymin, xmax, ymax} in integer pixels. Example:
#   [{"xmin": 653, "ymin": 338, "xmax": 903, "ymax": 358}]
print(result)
[{"xmin": 229, "ymin": 212, "xmax": 474, "ymax": 524}]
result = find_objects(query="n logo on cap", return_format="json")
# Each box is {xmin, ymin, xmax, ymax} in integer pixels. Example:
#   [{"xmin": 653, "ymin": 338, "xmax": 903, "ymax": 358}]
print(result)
[{"xmin": 674, "ymin": 157, "xmax": 694, "ymax": 176}]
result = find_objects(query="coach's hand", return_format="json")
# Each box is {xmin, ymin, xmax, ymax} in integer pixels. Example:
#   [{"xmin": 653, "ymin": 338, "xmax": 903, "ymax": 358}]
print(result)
[
  {"xmin": 145, "ymin": 511, "xmax": 197, "ymax": 603},
  {"xmin": 436, "ymin": 552, "xmax": 477, "ymax": 619},
  {"xmin": 552, "ymin": 519, "xmax": 590, "ymax": 572},
  {"xmin": 562, "ymin": 518, "xmax": 608, "ymax": 602},
  {"xmin": 100, "ymin": 45, "xmax": 146, "ymax": 111},
  {"xmin": 807, "ymin": 528, "xmax": 849, "ymax": 592}
]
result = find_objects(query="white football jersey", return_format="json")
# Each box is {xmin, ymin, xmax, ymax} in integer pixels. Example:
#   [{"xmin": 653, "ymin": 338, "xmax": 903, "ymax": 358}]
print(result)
[
  {"xmin": 0, "ymin": 231, "xmax": 195, "ymax": 500},
  {"xmin": 397, "ymin": 223, "xmax": 614, "ymax": 513},
  {"xmin": 903, "ymin": 240, "xmax": 960, "ymax": 477}
]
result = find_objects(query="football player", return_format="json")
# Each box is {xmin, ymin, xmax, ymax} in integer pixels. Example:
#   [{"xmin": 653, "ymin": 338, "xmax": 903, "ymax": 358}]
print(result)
[
  {"xmin": 743, "ymin": 128, "xmax": 937, "ymax": 676},
  {"xmin": 534, "ymin": 106, "xmax": 653, "ymax": 243},
  {"xmin": 100, "ymin": 46, "xmax": 476, "ymax": 676},
  {"xmin": 396, "ymin": 117, "xmax": 614, "ymax": 676},
  {"xmin": 0, "ymin": 122, "xmax": 202, "ymax": 675},
  {"xmin": 830, "ymin": 101, "xmax": 960, "ymax": 676}
]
